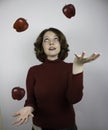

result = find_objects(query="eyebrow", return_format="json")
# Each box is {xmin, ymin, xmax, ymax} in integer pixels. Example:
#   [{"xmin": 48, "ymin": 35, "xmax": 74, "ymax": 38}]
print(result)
[
  {"xmin": 43, "ymin": 35, "xmax": 58, "ymax": 38},
  {"xmin": 43, "ymin": 36, "xmax": 49, "ymax": 38}
]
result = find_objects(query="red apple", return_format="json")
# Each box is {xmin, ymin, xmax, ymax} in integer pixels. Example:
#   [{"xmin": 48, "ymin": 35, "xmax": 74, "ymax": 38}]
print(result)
[
  {"xmin": 13, "ymin": 17, "xmax": 29, "ymax": 32},
  {"xmin": 11, "ymin": 87, "xmax": 25, "ymax": 100},
  {"xmin": 62, "ymin": 4, "xmax": 76, "ymax": 19}
]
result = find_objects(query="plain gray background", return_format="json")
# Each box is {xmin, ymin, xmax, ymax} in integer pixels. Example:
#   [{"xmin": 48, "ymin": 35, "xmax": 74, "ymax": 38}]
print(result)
[{"xmin": 0, "ymin": 0, "xmax": 108, "ymax": 130}]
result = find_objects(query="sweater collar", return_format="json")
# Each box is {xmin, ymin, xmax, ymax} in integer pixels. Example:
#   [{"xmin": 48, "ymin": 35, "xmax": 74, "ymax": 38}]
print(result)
[{"xmin": 44, "ymin": 58, "xmax": 62, "ymax": 64}]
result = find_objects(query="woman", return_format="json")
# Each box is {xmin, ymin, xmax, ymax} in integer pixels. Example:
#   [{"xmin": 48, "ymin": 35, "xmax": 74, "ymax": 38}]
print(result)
[{"xmin": 12, "ymin": 27, "xmax": 100, "ymax": 130}]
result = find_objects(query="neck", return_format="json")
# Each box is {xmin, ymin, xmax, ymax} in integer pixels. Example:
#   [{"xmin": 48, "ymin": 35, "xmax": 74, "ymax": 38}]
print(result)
[
  {"xmin": 47, "ymin": 56, "xmax": 58, "ymax": 61},
  {"xmin": 45, "ymin": 58, "xmax": 62, "ymax": 64}
]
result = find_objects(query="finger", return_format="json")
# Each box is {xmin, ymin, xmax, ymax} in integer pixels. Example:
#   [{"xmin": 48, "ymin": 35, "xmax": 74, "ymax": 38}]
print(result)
[
  {"xmin": 90, "ymin": 53, "xmax": 100, "ymax": 60},
  {"xmin": 17, "ymin": 118, "xmax": 26, "ymax": 126},
  {"xmin": 90, "ymin": 53, "xmax": 96, "ymax": 57},
  {"xmin": 12, "ymin": 117, "xmax": 25, "ymax": 126},
  {"xmin": 25, "ymin": 113, "xmax": 34, "ymax": 123},
  {"xmin": 12, "ymin": 118, "xmax": 22, "ymax": 125},
  {"xmin": 25, "ymin": 117, "xmax": 29, "ymax": 123},
  {"xmin": 74, "ymin": 53, "xmax": 79, "ymax": 58},
  {"xmin": 25, "ymin": 114, "xmax": 30, "ymax": 123},
  {"xmin": 74, "ymin": 51, "xmax": 85, "ymax": 59},
  {"xmin": 30, "ymin": 113, "xmax": 34, "ymax": 117},
  {"xmin": 87, "ymin": 54, "xmax": 95, "ymax": 61},
  {"xmin": 12, "ymin": 112, "xmax": 20, "ymax": 117},
  {"xmin": 94, "ymin": 54, "xmax": 100, "ymax": 59},
  {"xmin": 87, "ymin": 53, "xmax": 100, "ymax": 62},
  {"xmin": 81, "ymin": 51, "xmax": 85, "ymax": 58},
  {"xmin": 91, "ymin": 53, "xmax": 100, "ymax": 57}
]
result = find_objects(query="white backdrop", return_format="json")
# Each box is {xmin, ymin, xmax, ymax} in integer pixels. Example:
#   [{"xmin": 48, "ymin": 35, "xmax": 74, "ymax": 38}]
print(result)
[{"xmin": 0, "ymin": 0, "xmax": 108, "ymax": 130}]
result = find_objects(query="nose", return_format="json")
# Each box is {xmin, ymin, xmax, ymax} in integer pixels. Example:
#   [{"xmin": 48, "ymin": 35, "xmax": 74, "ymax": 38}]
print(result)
[{"xmin": 49, "ymin": 40, "xmax": 54, "ymax": 45}]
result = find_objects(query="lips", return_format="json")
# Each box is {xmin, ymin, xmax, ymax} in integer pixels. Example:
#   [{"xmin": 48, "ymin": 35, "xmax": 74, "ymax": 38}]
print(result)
[{"xmin": 49, "ymin": 47, "xmax": 56, "ymax": 50}]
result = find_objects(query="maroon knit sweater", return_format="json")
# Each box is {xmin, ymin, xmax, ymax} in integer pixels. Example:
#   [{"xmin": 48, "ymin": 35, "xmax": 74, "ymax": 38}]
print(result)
[{"xmin": 24, "ymin": 59, "xmax": 83, "ymax": 129}]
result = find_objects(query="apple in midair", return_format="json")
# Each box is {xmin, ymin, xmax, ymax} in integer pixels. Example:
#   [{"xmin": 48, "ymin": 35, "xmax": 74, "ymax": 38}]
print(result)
[
  {"xmin": 62, "ymin": 4, "xmax": 76, "ymax": 19},
  {"xmin": 13, "ymin": 17, "xmax": 29, "ymax": 32},
  {"xmin": 11, "ymin": 87, "xmax": 25, "ymax": 100}
]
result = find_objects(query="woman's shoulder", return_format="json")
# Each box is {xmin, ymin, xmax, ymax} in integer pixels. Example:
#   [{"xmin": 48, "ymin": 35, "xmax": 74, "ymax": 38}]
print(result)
[
  {"xmin": 63, "ymin": 60, "xmax": 73, "ymax": 66},
  {"xmin": 62, "ymin": 61, "xmax": 73, "ymax": 72},
  {"xmin": 28, "ymin": 63, "xmax": 43, "ymax": 72}
]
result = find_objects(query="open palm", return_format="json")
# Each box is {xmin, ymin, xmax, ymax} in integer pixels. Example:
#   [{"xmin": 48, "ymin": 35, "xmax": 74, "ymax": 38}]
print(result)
[{"xmin": 74, "ymin": 52, "xmax": 100, "ymax": 65}]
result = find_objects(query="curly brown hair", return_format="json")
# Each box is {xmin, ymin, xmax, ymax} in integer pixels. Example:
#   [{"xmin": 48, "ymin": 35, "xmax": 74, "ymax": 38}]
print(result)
[{"xmin": 34, "ymin": 27, "xmax": 69, "ymax": 62}]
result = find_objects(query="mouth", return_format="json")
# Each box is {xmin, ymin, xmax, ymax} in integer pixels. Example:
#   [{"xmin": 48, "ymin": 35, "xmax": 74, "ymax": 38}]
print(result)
[{"xmin": 49, "ymin": 47, "xmax": 56, "ymax": 51}]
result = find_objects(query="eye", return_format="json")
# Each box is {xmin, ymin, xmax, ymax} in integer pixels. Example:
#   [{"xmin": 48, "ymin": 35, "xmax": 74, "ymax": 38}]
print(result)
[
  {"xmin": 43, "ymin": 38, "xmax": 49, "ymax": 43},
  {"xmin": 54, "ymin": 37, "xmax": 59, "ymax": 42}
]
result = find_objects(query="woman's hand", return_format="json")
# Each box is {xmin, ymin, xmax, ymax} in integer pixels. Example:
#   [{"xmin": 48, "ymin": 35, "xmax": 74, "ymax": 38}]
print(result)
[
  {"xmin": 73, "ymin": 52, "xmax": 100, "ymax": 74},
  {"xmin": 74, "ymin": 52, "xmax": 100, "ymax": 65},
  {"xmin": 12, "ymin": 106, "xmax": 34, "ymax": 126}
]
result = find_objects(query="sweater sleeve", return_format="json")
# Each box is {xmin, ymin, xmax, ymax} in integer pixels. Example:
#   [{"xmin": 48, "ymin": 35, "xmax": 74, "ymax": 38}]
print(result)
[
  {"xmin": 66, "ymin": 63, "xmax": 84, "ymax": 104},
  {"xmin": 24, "ymin": 67, "xmax": 36, "ymax": 108}
]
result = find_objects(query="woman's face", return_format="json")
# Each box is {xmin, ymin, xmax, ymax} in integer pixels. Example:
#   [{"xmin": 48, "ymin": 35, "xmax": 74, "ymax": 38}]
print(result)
[{"xmin": 42, "ymin": 31, "xmax": 61, "ymax": 60}]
